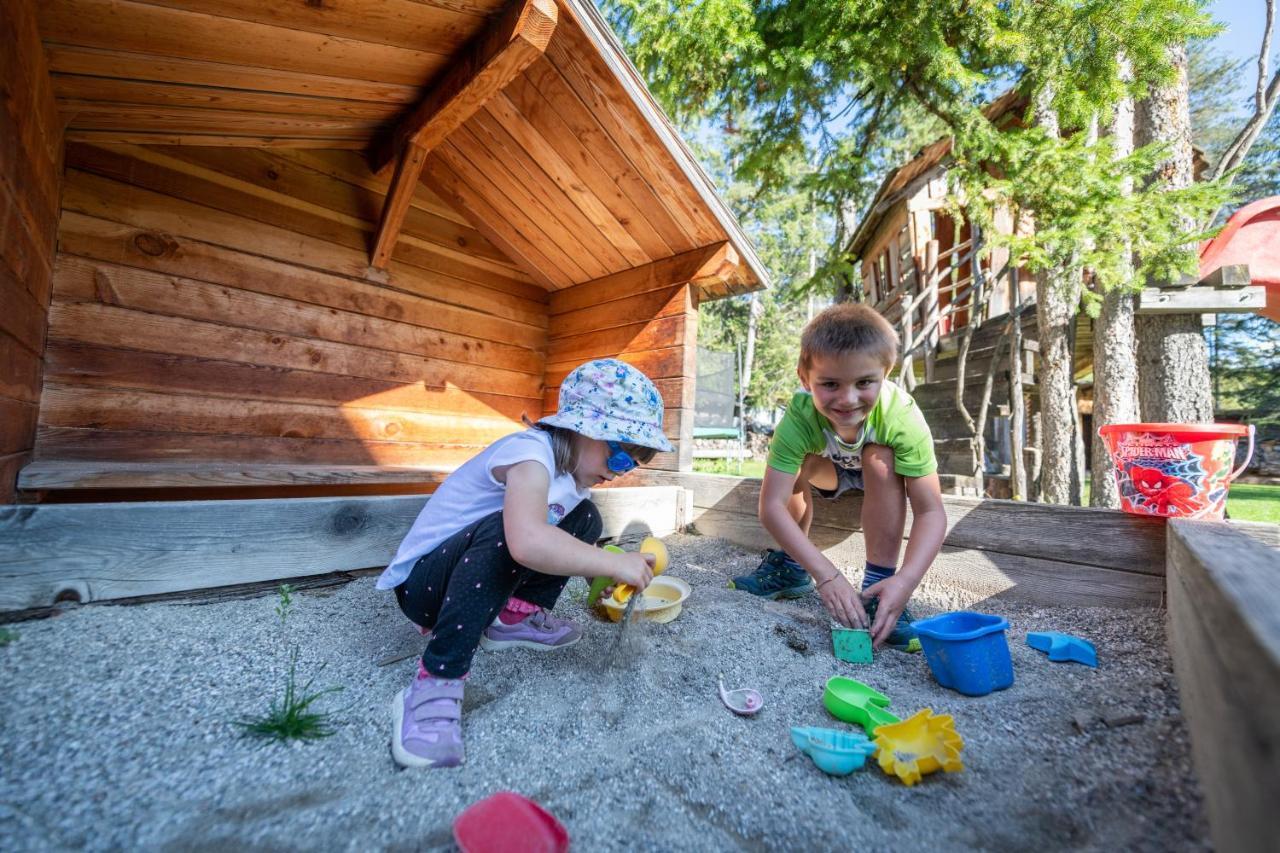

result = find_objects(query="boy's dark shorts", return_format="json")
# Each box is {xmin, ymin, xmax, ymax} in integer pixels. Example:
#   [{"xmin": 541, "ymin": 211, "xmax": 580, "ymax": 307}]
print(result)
[{"xmin": 813, "ymin": 463, "xmax": 864, "ymax": 500}]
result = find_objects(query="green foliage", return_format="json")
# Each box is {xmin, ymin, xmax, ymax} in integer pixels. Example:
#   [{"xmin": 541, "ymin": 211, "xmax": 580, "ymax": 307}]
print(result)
[
  {"xmin": 1224, "ymin": 484, "xmax": 1280, "ymax": 525},
  {"xmin": 1211, "ymin": 312, "xmax": 1280, "ymax": 429},
  {"xmin": 602, "ymin": 0, "xmax": 1230, "ymax": 303},
  {"xmin": 236, "ymin": 582, "xmax": 342, "ymax": 742},
  {"xmin": 0, "ymin": 627, "xmax": 17, "ymax": 647},
  {"xmin": 693, "ymin": 457, "xmax": 768, "ymax": 478},
  {"xmin": 235, "ymin": 646, "xmax": 343, "ymax": 742}
]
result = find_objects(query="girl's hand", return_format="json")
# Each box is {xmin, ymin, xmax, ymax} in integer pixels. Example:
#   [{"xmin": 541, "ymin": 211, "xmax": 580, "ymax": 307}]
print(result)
[
  {"xmin": 817, "ymin": 573, "xmax": 867, "ymax": 629},
  {"xmin": 611, "ymin": 551, "xmax": 655, "ymax": 591},
  {"xmin": 862, "ymin": 575, "xmax": 913, "ymax": 648}
]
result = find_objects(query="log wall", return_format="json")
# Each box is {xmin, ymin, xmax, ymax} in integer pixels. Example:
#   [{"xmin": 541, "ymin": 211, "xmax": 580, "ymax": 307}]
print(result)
[
  {"xmin": 38, "ymin": 143, "xmax": 552, "ymax": 478},
  {"xmin": 1, "ymin": 0, "xmax": 63, "ymax": 502},
  {"xmin": 545, "ymin": 268, "xmax": 698, "ymax": 472}
]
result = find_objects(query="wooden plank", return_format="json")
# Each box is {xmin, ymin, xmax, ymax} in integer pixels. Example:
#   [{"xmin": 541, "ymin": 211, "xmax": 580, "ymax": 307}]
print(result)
[
  {"xmin": 370, "ymin": 144, "xmax": 429, "ymax": 269},
  {"xmin": 52, "ymin": 255, "xmax": 544, "ymax": 372},
  {"xmin": 59, "ymin": 102, "xmax": 381, "ymax": 138},
  {"xmin": 494, "ymin": 82, "xmax": 666, "ymax": 260},
  {"xmin": 50, "ymin": 75, "xmax": 404, "ymax": 120},
  {"xmin": 38, "ymin": 383, "xmax": 526, "ymax": 448},
  {"xmin": 691, "ymin": 508, "xmax": 1162, "ymax": 608},
  {"xmin": 543, "ymin": 22, "xmax": 718, "ymax": 247},
  {"xmin": 57, "ymin": 212, "xmax": 544, "ymax": 342},
  {"xmin": 1197, "ymin": 263, "xmax": 1250, "ymax": 288},
  {"xmin": 47, "ymin": 301, "xmax": 545, "ymax": 399},
  {"xmin": 0, "ymin": 0, "xmax": 62, "ymax": 236},
  {"xmin": 481, "ymin": 95, "xmax": 649, "ymax": 266},
  {"xmin": 422, "ymin": 149, "xmax": 570, "ymax": 289},
  {"xmin": 544, "ymin": 347, "xmax": 686, "ymax": 387},
  {"xmin": 440, "ymin": 130, "xmax": 600, "ymax": 280},
  {"xmin": 61, "ymin": 132, "xmax": 367, "ymax": 149},
  {"xmin": 618, "ymin": 470, "xmax": 1162, "ymax": 576},
  {"xmin": 60, "ymin": 169, "xmax": 548, "ymax": 325},
  {"xmin": 458, "ymin": 111, "xmax": 629, "ymax": 273},
  {"xmin": 550, "ymin": 284, "xmax": 690, "ymax": 340},
  {"xmin": 18, "ymin": 461, "xmax": 455, "ymax": 491},
  {"xmin": 370, "ymin": 0, "xmax": 558, "ymax": 173},
  {"xmin": 1, "ymin": 181, "xmax": 57, "ymax": 306},
  {"xmin": 546, "ymin": 314, "xmax": 688, "ymax": 365},
  {"xmin": 34, "ymin": 426, "xmax": 489, "ymax": 467},
  {"xmin": 0, "ymin": 397, "xmax": 40, "ymax": 456},
  {"xmin": 38, "ymin": 0, "xmax": 447, "ymax": 87},
  {"xmin": 59, "ymin": 202, "xmax": 542, "ymax": 328},
  {"xmin": 133, "ymin": 0, "xmax": 495, "ymax": 55},
  {"xmin": 144, "ymin": 145, "xmax": 516, "ymax": 270},
  {"xmin": 520, "ymin": 57, "xmax": 689, "ymax": 254},
  {"xmin": 549, "ymin": 244, "xmax": 734, "ymax": 315},
  {"xmin": 0, "ymin": 266, "xmax": 48, "ymax": 355},
  {"xmin": 1167, "ymin": 519, "xmax": 1280, "ymax": 853},
  {"xmin": 0, "ymin": 486, "xmax": 680, "ymax": 610},
  {"xmin": 1136, "ymin": 285, "xmax": 1266, "ymax": 315},
  {"xmin": 45, "ymin": 45, "xmax": 422, "ymax": 104},
  {"xmin": 43, "ymin": 342, "xmax": 541, "ymax": 421},
  {"xmin": 0, "ymin": 330, "xmax": 43, "ymax": 404}
]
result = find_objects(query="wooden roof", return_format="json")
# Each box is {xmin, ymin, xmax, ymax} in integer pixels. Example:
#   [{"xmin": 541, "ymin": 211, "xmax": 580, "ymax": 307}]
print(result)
[{"xmin": 37, "ymin": 0, "xmax": 768, "ymax": 296}]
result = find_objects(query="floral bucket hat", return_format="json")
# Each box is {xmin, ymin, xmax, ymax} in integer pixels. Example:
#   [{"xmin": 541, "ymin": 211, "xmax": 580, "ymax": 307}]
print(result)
[{"xmin": 539, "ymin": 359, "xmax": 673, "ymax": 452}]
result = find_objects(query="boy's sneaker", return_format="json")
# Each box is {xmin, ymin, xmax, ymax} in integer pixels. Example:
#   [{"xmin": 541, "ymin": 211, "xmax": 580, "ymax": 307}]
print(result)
[
  {"xmin": 479, "ymin": 608, "xmax": 581, "ymax": 651},
  {"xmin": 728, "ymin": 550, "xmax": 815, "ymax": 599},
  {"xmin": 391, "ymin": 675, "xmax": 464, "ymax": 769},
  {"xmin": 863, "ymin": 597, "xmax": 922, "ymax": 653}
]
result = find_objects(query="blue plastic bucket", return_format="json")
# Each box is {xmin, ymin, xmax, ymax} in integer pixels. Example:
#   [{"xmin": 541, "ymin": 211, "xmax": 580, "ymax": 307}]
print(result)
[{"xmin": 913, "ymin": 611, "xmax": 1014, "ymax": 697}]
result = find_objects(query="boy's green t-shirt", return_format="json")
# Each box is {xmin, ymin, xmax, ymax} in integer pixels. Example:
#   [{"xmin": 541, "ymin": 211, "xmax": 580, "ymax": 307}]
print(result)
[{"xmin": 767, "ymin": 380, "xmax": 937, "ymax": 478}]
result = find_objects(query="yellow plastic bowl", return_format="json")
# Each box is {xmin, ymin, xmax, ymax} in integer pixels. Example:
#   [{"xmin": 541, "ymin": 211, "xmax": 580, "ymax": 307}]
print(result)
[{"xmin": 598, "ymin": 576, "xmax": 690, "ymax": 624}]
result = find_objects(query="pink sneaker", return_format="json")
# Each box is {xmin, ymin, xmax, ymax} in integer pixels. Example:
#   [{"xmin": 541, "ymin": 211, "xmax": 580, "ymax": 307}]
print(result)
[
  {"xmin": 479, "ymin": 608, "xmax": 582, "ymax": 652},
  {"xmin": 391, "ymin": 675, "xmax": 464, "ymax": 769}
]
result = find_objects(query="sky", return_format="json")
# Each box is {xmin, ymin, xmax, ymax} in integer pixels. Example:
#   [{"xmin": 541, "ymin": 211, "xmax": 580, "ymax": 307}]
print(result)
[{"xmin": 1210, "ymin": 0, "xmax": 1278, "ymax": 107}]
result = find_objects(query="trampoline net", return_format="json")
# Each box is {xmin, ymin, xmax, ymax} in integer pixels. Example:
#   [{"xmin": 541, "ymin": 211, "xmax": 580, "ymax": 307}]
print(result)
[{"xmin": 696, "ymin": 347, "xmax": 737, "ymax": 431}]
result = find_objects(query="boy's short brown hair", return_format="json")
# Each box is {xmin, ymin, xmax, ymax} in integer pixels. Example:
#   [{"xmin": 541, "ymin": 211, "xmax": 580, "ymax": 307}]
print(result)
[{"xmin": 799, "ymin": 303, "xmax": 900, "ymax": 374}]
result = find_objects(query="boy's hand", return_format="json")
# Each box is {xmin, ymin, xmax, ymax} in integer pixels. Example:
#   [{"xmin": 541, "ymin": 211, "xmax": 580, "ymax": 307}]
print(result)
[
  {"xmin": 817, "ymin": 573, "xmax": 868, "ymax": 629},
  {"xmin": 862, "ymin": 575, "xmax": 913, "ymax": 648}
]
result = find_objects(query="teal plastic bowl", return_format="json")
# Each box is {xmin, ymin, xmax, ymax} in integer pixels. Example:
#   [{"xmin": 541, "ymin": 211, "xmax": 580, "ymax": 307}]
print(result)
[{"xmin": 913, "ymin": 611, "xmax": 1014, "ymax": 697}]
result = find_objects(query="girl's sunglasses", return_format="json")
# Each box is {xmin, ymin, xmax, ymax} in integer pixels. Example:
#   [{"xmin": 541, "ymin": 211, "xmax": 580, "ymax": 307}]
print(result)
[{"xmin": 605, "ymin": 440, "xmax": 638, "ymax": 474}]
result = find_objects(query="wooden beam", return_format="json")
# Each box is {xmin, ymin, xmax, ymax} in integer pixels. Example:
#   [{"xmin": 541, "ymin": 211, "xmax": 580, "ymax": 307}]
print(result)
[
  {"xmin": 0, "ymin": 486, "xmax": 681, "ymax": 611},
  {"xmin": 1198, "ymin": 263, "xmax": 1251, "ymax": 288},
  {"xmin": 1136, "ymin": 284, "xmax": 1265, "ymax": 315},
  {"xmin": 1167, "ymin": 519, "xmax": 1280, "ymax": 853},
  {"xmin": 369, "ymin": 0, "xmax": 558, "ymax": 175},
  {"xmin": 369, "ymin": 143, "xmax": 428, "ymax": 269},
  {"xmin": 549, "ymin": 243, "xmax": 736, "ymax": 315}
]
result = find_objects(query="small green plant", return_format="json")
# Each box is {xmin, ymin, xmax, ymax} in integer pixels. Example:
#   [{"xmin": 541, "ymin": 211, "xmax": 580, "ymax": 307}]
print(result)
[
  {"xmin": 236, "ymin": 647, "xmax": 343, "ymax": 741},
  {"xmin": 0, "ymin": 627, "xmax": 17, "ymax": 647},
  {"xmin": 236, "ymin": 583, "xmax": 342, "ymax": 742}
]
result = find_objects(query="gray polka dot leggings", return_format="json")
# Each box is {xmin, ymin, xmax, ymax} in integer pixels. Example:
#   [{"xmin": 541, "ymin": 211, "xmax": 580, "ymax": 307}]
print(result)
[{"xmin": 394, "ymin": 499, "xmax": 603, "ymax": 678}]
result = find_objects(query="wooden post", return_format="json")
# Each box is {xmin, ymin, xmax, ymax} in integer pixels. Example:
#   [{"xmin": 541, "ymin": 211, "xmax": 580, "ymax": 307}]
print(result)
[
  {"xmin": 1009, "ymin": 270, "xmax": 1027, "ymax": 501},
  {"xmin": 923, "ymin": 239, "xmax": 939, "ymax": 383},
  {"xmin": 900, "ymin": 291, "xmax": 915, "ymax": 391}
]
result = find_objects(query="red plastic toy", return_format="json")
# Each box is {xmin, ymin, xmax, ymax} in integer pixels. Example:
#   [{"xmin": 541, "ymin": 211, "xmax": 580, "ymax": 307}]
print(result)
[{"xmin": 452, "ymin": 792, "xmax": 570, "ymax": 853}]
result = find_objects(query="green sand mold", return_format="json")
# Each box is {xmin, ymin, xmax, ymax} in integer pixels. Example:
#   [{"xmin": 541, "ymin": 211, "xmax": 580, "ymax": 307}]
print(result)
[
  {"xmin": 832, "ymin": 626, "xmax": 873, "ymax": 663},
  {"xmin": 823, "ymin": 676, "xmax": 901, "ymax": 736},
  {"xmin": 586, "ymin": 545, "xmax": 626, "ymax": 607}
]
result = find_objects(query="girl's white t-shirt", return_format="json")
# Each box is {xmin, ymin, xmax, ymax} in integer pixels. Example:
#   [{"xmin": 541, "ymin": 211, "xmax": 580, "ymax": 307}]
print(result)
[{"xmin": 376, "ymin": 429, "xmax": 589, "ymax": 590}]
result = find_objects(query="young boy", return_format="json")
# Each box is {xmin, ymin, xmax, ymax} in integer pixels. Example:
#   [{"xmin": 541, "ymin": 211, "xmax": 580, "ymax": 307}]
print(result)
[{"xmin": 730, "ymin": 303, "xmax": 947, "ymax": 650}]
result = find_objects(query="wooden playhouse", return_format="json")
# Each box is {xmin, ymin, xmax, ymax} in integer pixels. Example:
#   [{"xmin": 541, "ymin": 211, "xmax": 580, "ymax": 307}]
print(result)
[{"xmin": 2, "ymin": 3, "xmax": 1278, "ymax": 849}]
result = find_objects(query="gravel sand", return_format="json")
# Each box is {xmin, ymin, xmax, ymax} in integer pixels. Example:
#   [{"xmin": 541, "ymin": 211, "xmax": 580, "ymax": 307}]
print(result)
[{"xmin": 0, "ymin": 533, "xmax": 1207, "ymax": 851}]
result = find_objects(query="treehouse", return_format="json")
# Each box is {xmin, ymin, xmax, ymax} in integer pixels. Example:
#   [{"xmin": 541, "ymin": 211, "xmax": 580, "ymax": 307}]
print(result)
[{"xmin": 845, "ymin": 92, "xmax": 1268, "ymax": 497}]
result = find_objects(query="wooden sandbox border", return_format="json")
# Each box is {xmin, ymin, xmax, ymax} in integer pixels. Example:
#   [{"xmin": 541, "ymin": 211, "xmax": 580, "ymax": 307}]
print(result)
[{"xmin": 1, "ymin": 473, "xmax": 1276, "ymax": 845}]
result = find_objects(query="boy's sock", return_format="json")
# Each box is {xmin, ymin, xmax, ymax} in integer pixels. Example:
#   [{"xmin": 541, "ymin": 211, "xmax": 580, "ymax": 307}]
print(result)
[{"xmin": 862, "ymin": 560, "xmax": 896, "ymax": 590}]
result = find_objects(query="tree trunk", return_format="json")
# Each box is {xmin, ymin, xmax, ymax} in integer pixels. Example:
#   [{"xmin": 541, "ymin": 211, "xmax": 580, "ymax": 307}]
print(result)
[
  {"xmin": 742, "ymin": 293, "xmax": 760, "ymax": 404},
  {"xmin": 1032, "ymin": 86, "xmax": 1082, "ymax": 505},
  {"xmin": 1135, "ymin": 44, "xmax": 1214, "ymax": 423},
  {"xmin": 1091, "ymin": 54, "xmax": 1140, "ymax": 508}
]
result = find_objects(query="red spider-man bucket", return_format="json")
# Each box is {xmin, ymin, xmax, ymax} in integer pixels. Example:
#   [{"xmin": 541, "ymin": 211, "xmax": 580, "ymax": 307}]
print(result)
[{"xmin": 1098, "ymin": 423, "xmax": 1255, "ymax": 520}]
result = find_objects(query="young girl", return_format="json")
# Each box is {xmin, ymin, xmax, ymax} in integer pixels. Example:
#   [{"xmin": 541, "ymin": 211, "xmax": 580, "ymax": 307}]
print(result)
[{"xmin": 378, "ymin": 359, "xmax": 671, "ymax": 769}]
